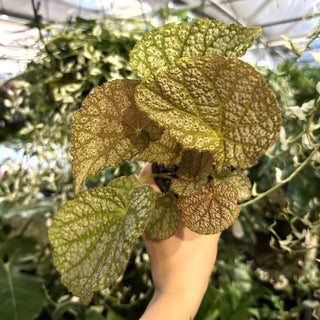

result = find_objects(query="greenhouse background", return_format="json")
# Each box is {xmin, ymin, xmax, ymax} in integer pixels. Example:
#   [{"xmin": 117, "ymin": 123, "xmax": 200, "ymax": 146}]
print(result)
[{"xmin": 0, "ymin": 0, "xmax": 319, "ymax": 319}]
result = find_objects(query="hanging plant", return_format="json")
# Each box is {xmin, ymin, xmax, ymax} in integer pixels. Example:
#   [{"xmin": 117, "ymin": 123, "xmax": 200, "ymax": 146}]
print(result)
[{"xmin": 49, "ymin": 18, "xmax": 281, "ymax": 303}]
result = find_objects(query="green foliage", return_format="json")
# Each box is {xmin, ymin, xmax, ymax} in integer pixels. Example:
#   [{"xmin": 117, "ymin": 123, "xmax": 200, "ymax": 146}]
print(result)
[
  {"xmin": 55, "ymin": 17, "xmax": 281, "ymax": 301},
  {"xmin": 1, "ymin": 9, "xmax": 319, "ymax": 320},
  {"xmin": 217, "ymin": 50, "xmax": 320, "ymax": 320},
  {"xmin": 193, "ymin": 17, "xmax": 320, "ymax": 320},
  {"xmin": 0, "ymin": 236, "xmax": 46, "ymax": 320},
  {"xmin": 49, "ymin": 176, "xmax": 155, "ymax": 303},
  {"xmin": 135, "ymin": 54, "xmax": 280, "ymax": 167},
  {"xmin": 213, "ymin": 166, "xmax": 252, "ymax": 201},
  {"xmin": 0, "ymin": 17, "xmax": 144, "ymax": 141},
  {"xmin": 1, "ymin": 16, "xmax": 152, "ymax": 319},
  {"xmin": 130, "ymin": 18, "xmax": 261, "ymax": 79},
  {"xmin": 145, "ymin": 192, "xmax": 180, "ymax": 240},
  {"xmin": 277, "ymin": 61, "xmax": 320, "ymax": 105},
  {"xmin": 106, "ymin": 311, "xmax": 126, "ymax": 320},
  {"xmin": 137, "ymin": 130, "xmax": 183, "ymax": 167},
  {"xmin": 195, "ymin": 249, "xmax": 287, "ymax": 320}
]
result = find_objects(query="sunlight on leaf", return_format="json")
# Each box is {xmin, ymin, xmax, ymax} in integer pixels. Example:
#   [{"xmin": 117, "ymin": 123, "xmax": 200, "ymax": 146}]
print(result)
[
  {"xmin": 130, "ymin": 18, "xmax": 262, "ymax": 79},
  {"xmin": 145, "ymin": 192, "xmax": 180, "ymax": 240},
  {"xmin": 71, "ymin": 79, "xmax": 160, "ymax": 194},
  {"xmin": 179, "ymin": 182, "xmax": 240, "ymax": 234},
  {"xmin": 213, "ymin": 166, "xmax": 252, "ymax": 201},
  {"xmin": 311, "ymin": 52, "xmax": 320, "ymax": 65},
  {"xmin": 107, "ymin": 175, "xmax": 139, "ymax": 198},
  {"xmin": 49, "ymin": 176, "xmax": 155, "ymax": 303},
  {"xmin": 135, "ymin": 54, "xmax": 281, "ymax": 168},
  {"xmin": 281, "ymin": 35, "xmax": 305, "ymax": 56}
]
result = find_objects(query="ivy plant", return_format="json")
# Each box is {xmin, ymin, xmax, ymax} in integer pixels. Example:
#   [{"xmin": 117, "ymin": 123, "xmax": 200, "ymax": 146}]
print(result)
[{"xmin": 49, "ymin": 18, "xmax": 281, "ymax": 303}]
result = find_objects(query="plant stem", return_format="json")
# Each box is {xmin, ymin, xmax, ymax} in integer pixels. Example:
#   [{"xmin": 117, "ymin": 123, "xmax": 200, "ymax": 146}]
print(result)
[
  {"xmin": 20, "ymin": 217, "xmax": 33, "ymax": 235},
  {"xmin": 0, "ymin": 73, "xmax": 25, "ymax": 88},
  {"xmin": 240, "ymin": 146, "xmax": 319, "ymax": 208},
  {"xmin": 287, "ymin": 20, "xmax": 320, "ymax": 67},
  {"xmin": 138, "ymin": 172, "xmax": 176, "ymax": 185},
  {"xmin": 31, "ymin": 0, "xmax": 53, "ymax": 58},
  {"xmin": 305, "ymin": 232, "xmax": 319, "ymax": 262},
  {"xmin": 42, "ymin": 284, "xmax": 58, "ymax": 307}
]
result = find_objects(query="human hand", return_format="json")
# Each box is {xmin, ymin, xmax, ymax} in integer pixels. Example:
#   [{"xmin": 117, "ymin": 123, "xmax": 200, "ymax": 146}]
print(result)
[{"xmin": 139, "ymin": 163, "xmax": 221, "ymax": 320}]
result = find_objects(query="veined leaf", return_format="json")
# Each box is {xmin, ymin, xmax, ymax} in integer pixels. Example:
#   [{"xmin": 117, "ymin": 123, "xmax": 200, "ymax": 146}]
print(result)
[
  {"xmin": 0, "ymin": 237, "xmax": 45, "ymax": 320},
  {"xmin": 137, "ymin": 130, "xmax": 183, "ymax": 167},
  {"xmin": 178, "ymin": 182, "xmax": 240, "ymax": 234},
  {"xmin": 49, "ymin": 176, "xmax": 155, "ymax": 303},
  {"xmin": 135, "ymin": 54, "xmax": 281, "ymax": 168},
  {"xmin": 71, "ymin": 79, "xmax": 161, "ymax": 194},
  {"xmin": 145, "ymin": 192, "xmax": 180, "ymax": 240},
  {"xmin": 171, "ymin": 150, "xmax": 214, "ymax": 196},
  {"xmin": 213, "ymin": 167, "xmax": 252, "ymax": 201},
  {"xmin": 130, "ymin": 18, "xmax": 262, "ymax": 79},
  {"xmin": 107, "ymin": 175, "xmax": 139, "ymax": 198}
]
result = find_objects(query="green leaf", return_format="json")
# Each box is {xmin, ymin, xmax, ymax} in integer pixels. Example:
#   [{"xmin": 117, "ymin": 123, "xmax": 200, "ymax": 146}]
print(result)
[
  {"xmin": 107, "ymin": 175, "xmax": 139, "ymax": 198},
  {"xmin": 130, "ymin": 18, "xmax": 262, "ymax": 79},
  {"xmin": 135, "ymin": 54, "xmax": 281, "ymax": 168},
  {"xmin": 213, "ymin": 167, "xmax": 252, "ymax": 201},
  {"xmin": 85, "ymin": 309, "xmax": 106, "ymax": 320},
  {"xmin": 145, "ymin": 192, "xmax": 180, "ymax": 240},
  {"xmin": 49, "ymin": 176, "xmax": 155, "ymax": 303},
  {"xmin": 171, "ymin": 150, "xmax": 214, "ymax": 196},
  {"xmin": 0, "ymin": 237, "xmax": 45, "ymax": 320},
  {"xmin": 137, "ymin": 130, "xmax": 183, "ymax": 167},
  {"xmin": 52, "ymin": 301, "xmax": 85, "ymax": 320},
  {"xmin": 71, "ymin": 79, "xmax": 160, "ymax": 194},
  {"xmin": 178, "ymin": 182, "xmax": 240, "ymax": 234},
  {"xmin": 106, "ymin": 311, "xmax": 126, "ymax": 320},
  {"xmin": 281, "ymin": 35, "xmax": 305, "ymax": 56}
]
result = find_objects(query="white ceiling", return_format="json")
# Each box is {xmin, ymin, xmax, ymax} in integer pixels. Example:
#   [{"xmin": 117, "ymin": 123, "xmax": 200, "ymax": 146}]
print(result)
[{"xmin": 0, "ymin": 0, "xmax": 319, "ymax": 80}]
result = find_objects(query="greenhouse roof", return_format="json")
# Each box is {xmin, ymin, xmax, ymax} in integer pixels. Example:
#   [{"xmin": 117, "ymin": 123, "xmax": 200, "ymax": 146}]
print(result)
[{"xmin": 0, "ymin": 0, "xmax": 319, "ymax": 80}]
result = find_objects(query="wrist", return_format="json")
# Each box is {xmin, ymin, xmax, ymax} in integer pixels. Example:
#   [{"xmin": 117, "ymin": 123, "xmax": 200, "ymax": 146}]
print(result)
[{"xmin": 140, "ymin": 290, "xmax": 199, "ymax": 320}]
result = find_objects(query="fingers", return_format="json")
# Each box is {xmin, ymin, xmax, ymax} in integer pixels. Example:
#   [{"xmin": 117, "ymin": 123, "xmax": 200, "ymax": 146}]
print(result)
[
  {"xmin": 144, "ymin": 221, "xmax": 220, "ymax": 289},
  {"xmin": 141, "ymin": 222, "xmax": 221, "ymax": 319},
  {"xmin": 139, "ymin": 163, "xmax": 161, "ymax": 193}
]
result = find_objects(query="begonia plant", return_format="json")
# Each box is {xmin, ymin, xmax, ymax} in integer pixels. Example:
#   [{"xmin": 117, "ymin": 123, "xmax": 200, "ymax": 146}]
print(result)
[{"xmin": 49, "ymin": 18, "xmax": 281, "ymax": 303}]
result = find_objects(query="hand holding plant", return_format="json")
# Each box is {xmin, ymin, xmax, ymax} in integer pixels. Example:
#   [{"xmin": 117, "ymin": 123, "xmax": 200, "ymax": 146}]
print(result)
[
  {"xmin": 139, "ymin": 163, "xmax": 220, "ymax": 320},
  {"xmin": 49, "ymin": 18, "xmax": 281, "ymax": 305}
]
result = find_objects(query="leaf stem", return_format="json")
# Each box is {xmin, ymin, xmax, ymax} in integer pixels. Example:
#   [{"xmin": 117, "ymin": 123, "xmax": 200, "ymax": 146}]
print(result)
[
  {"xmin": 4, "ymin": 263, "xmax": 17, "ymax": 320},
  {"xmin": 240, "ymin": 146, "xmax": 319, "ymax": 208},
  {"xmin": 138, "ymin": 172, "xmax": 176, "ymax": 185},
  {"xmin": 42, "ymin": 284, "xmax": 58, "ymax": 307}
]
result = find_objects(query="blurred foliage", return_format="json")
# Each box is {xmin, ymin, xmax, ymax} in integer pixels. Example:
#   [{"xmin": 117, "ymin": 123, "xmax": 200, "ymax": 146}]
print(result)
[
  {"xmin": 0, "ymin": 17, "xmax": 146, "ymax": 142},
  {"xmin": 0, "ymin": 16, "xmax": 151, "ymax": 320},
  {"xmin": 0, "ymin": 8, "xmax": 319, "ymax": 320},
  {"xmin": 194, "ymin": 25, "xmax": 320, "ymax": 319}
]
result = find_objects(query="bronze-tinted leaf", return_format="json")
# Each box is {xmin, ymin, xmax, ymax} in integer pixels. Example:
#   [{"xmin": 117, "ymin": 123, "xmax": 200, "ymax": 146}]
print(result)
[
  {"xmin": 71, "ymin": 79, "xmax": 161, "ymax": 194},
  {"xmin": 171, "ymin": 150, "xmax": 214, "ymax": 196},
  {"xmin": 179, "ymin": 182, "xmax": 240, "ymax": 234},
  {"xmin": 145, "ymin": 192, "xmax": 180, "ymax": 240},
  {"xmin": 137, "ymin": 130, "xmax": 183, "ymax": 167}
]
